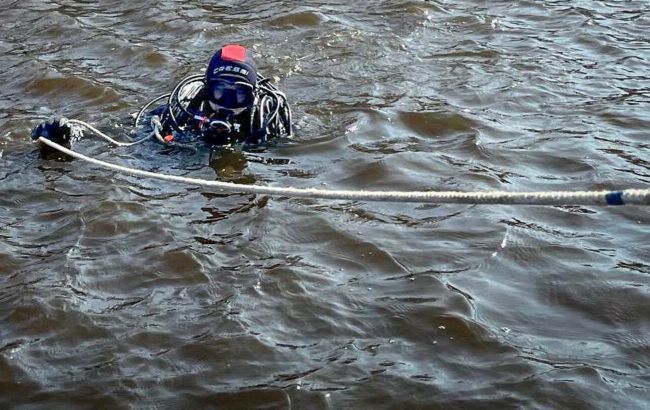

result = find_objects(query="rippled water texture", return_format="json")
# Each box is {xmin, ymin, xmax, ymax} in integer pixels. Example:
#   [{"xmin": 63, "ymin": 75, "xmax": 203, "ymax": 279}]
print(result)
[{"xmin": 1, "ymin": 1, "xmax": 650, "ymax": 408}]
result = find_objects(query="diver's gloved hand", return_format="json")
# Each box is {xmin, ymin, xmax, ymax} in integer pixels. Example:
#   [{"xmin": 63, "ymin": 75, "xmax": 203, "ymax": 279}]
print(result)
[{"xmin": 31, "ymin": 117, "xmax": 72, "ymax": 145}]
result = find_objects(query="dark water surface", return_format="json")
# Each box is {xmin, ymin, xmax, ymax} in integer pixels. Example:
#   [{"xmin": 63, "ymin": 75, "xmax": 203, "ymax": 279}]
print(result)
[{"xmin": 1, "ymin": 1, "xmax": 650, "ymax": 408}]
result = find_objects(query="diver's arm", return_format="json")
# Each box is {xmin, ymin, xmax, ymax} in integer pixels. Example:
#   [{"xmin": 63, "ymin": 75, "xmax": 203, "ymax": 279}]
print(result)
[
  {"xmin": 147, "ymin": 89, "xmax": 208, "ymax": 144},
  {"xmin": 31, "ymin": 117, "xmax": 73, "ymax": 147}
]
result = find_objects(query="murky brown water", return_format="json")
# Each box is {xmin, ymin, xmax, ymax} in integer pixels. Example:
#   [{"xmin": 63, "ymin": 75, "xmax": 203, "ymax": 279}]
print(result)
[{"xmin": 2, "ymin": 1, "xmax": 650, "ymax": 408}]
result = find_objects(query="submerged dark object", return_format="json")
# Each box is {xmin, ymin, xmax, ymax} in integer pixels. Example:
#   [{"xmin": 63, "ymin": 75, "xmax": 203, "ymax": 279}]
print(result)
[{"xmin": 31, "ymin": 117, "xmax": 72, "ymax": 148}]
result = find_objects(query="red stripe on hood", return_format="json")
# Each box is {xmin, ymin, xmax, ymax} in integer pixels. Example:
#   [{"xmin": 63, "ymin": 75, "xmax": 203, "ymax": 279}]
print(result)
[{"xmin": 221, "ymin": 45, "xmax": 247, "ymax": 62}]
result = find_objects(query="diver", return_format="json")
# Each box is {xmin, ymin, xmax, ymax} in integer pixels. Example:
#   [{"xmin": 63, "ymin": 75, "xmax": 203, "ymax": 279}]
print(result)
[{"xmin": 31, "ymin": 44, "xmax": 292, "ymax": 149}]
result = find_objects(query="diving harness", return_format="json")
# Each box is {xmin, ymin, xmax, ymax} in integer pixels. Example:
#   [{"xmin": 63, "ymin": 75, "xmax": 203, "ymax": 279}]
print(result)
[{"xmin": 133, "ymin": 73, "xmax": 292, "ymax": 146}]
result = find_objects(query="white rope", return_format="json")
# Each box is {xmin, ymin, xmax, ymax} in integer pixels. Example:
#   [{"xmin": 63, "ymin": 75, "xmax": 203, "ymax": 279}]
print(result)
[
  {"xmin": 68, "ymin": 119, "xmax": 153, "ymax": 147},
  {"xmin": 37, "ymin": 136, "xmax": 650, "ymax": 206}
]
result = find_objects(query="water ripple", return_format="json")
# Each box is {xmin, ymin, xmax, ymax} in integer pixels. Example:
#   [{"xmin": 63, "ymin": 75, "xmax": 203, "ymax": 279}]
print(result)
[{"xmin": 1, "ymin": 0, "xmax": 649, "ymax": 408}]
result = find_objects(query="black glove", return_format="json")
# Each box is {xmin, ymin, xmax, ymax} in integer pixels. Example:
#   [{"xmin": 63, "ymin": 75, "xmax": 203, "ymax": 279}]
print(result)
[{"xmin": 31, "ymin": 117, "xmax": 72, "ymax": 146}]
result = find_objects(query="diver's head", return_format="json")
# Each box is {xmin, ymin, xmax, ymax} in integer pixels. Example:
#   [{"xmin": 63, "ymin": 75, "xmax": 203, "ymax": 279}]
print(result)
[{"xmin": 205, "ymin": 44, "xmax": 257, "ymax": 115}]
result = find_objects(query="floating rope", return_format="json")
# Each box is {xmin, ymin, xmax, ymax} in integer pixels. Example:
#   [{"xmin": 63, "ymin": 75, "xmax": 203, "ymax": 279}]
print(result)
[
  {"xmin": 67, "ymin": 119, "xmax": 153, "ymax": 147},
  {"xmin": 35, "ymin": 120, "xmax": 650, "ymax": 206}
]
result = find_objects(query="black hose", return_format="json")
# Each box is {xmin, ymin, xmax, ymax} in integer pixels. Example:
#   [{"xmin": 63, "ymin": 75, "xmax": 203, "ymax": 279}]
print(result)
[
  {"xmin": 135, "ymin": 73, "xmax": 292, "ymax": 142},
  {"xmin": 133, "ymin": 93, "xmax": 170, "ymax": 128}
]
